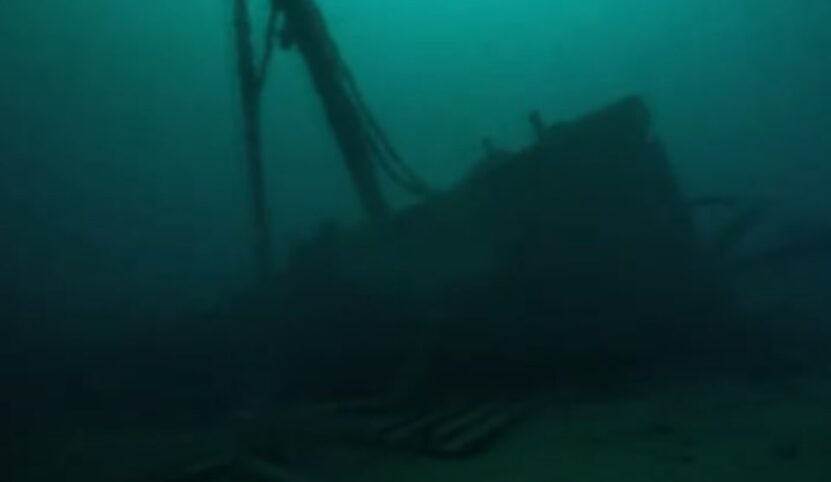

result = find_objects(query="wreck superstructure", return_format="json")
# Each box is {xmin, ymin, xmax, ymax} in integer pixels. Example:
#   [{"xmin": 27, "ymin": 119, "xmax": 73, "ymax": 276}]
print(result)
[{"xmin": 224, "ymin": 0, "xmax": 757, "ymax": 402}]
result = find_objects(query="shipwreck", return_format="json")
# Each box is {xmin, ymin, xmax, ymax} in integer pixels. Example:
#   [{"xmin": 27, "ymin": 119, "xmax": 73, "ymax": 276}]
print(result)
[
  {"xmin": 10, "ymin": 3, "xmax": 831, "ymax": 481},
  {"xmin": 222, "ymin": 0, "xmax": 756, "ymax": 404}
]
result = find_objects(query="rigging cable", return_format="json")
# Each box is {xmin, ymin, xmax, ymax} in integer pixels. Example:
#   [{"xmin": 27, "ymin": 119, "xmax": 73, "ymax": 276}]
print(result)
[{"xmin": 285, "ymin": 0, "xmax": 433, "ymax": 197}]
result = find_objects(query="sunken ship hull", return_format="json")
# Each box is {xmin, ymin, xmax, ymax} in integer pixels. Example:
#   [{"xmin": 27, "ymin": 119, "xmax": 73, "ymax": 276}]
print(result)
[{"xmin": 253, "ymin": 97, "xmax": 736, "ymax": 401}]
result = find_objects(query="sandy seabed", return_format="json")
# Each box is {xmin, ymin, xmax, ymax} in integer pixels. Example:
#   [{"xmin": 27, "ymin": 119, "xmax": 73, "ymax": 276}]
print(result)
[{"xmin": 10, "ymin": 373, "xmax": 831, "ymax": 482}]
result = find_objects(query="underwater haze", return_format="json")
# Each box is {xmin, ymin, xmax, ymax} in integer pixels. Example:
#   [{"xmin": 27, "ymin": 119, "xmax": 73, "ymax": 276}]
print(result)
[
  {"xmin": 2, "ymin": 0, "xmax": 830, "ymax": 343},
  {"xmin": 2, "ymin": 1, "xmax": 831, "ymax": 480}
]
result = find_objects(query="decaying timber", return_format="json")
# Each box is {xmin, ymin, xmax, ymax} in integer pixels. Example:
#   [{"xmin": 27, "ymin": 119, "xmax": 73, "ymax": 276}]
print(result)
[{"xmin": 150, "ymin": 399, "xmax": 538, "ymax": 482}]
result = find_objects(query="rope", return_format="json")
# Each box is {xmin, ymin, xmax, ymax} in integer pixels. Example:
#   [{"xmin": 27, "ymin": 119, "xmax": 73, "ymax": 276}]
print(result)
[
  {"xmin": 287, "ymin": 0, "xmax": 433, "ymax": 197},
  {"xmin": 341, "ymin": 65, "xmax": 434, "ymax": 196}
]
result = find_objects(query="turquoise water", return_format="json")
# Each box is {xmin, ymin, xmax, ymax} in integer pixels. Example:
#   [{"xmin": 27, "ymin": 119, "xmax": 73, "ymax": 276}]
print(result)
[{"xmin": 2, "ymin": 1, "xmax": 830, "ymax": 480}]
